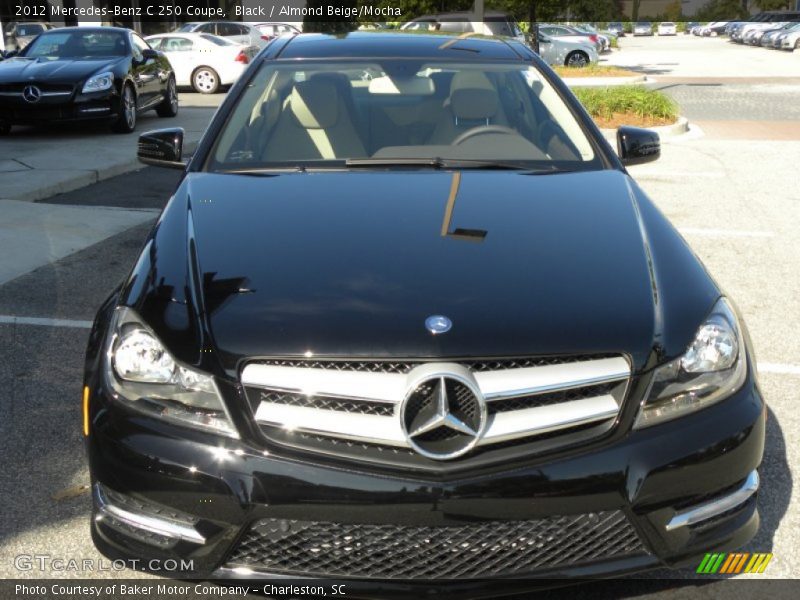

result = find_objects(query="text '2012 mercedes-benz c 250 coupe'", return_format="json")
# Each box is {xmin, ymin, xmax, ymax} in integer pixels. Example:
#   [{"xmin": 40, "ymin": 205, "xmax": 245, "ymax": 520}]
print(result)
[{"xmin": 83, "ymin": 32, "xmax": 764, "ymax": 590}]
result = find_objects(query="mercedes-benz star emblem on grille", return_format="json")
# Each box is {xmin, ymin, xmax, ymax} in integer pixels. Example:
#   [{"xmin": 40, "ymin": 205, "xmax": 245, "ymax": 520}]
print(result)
[
  {"xmin": 401, "ymin": 366, "xmax": 487, "ymax": 460},
  {"xmin": 22, "ymin": 85, "xmax": 42, "ymax": 103},
  {"xmin": 425, "ymin": 314, "xmax": 452, "ymax": 335}
]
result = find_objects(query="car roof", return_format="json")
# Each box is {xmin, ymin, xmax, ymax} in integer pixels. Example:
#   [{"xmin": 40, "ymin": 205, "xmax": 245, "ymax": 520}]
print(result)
[
  {"xmin": 39, "ymin": 26, "xmax": 130, "ymax": 34},
  {"xmin": 277, "ymin": 32, "xmax": 526, "ymax": 61}
]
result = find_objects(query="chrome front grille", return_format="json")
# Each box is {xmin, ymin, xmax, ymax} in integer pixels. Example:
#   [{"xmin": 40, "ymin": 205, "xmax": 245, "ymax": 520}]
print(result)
[{"xmin": 243, "ymin": 355, "xmax": 630, "ymax": 466}]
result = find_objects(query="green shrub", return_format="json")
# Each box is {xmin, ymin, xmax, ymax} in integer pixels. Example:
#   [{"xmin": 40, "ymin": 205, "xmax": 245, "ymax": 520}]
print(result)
[{"xmin": 572, "ymin": 86, "xmax": 679, "ymax": 121}]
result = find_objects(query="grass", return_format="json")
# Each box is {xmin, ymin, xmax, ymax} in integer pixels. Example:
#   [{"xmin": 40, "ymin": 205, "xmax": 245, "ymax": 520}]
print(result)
[
  {"xmin": 572, "ymin": 86, "xmax": 679, "ymax": 128},
  {"xmin": 554, "ymin": 64, "xmax": 637, "ymax": 78}
]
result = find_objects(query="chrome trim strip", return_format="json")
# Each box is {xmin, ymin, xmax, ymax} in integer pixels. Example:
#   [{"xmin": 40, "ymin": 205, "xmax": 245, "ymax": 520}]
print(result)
[
  {"xmin": 665, "ymin": 471, "xmax": 759, "ymax": 531},
  {"xmin": 242, "ymin": 364, "xmax": 407, "ymax": 403},
  {"xmin": 93, "ymin": 484, "xmax": 206, "ymax": 544},
  {"xmin": 479, "ymin": 395, "xmax": 619, "ymax": 444},
  {"xmin": 0, "ymin": 91, "xmax": 71, "ymax": 97},
  {"xmin": 254, "ymin": 402, "xmax": 406, "ymax": 446},
  {"xmin": 256, "ymin": 395, "xmax": 618, "ymax": 448},
  {"xmin": 476, "ymin": 357, "xmax": 630, "ymax": 400}
]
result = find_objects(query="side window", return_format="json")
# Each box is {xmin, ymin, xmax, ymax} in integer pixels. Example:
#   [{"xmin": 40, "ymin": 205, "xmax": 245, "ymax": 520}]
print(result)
[
  {"xmin": 439, "ymin": 20, "xmax": 470, "ymax": 34},
  {"xmin": 237, "ymin": 25, "xmax": 251, "ymax": 36},
  {"xmin": 147, "ymin": 38, "xmax": 163, "ymax": 50},
  {"xmin": 218, "ymin": 23, "xmax": 239, "ymax": 37},
  {"xmin": 130, "ymin": 35, "xmax": 147, "ymax": 61},
  {"xmin": 198, "ymin": 23, "xmax": 217, "ymax": 34}
]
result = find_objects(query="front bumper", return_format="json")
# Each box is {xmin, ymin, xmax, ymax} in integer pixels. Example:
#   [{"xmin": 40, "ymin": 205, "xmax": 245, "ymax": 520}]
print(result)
[
  {"xmin": 86, "ymin": 371, "xmax": 764, "ymax": 586},
  {"xmin": 0, "ymin": 90, "xmax": 121, "ymax": 125}
]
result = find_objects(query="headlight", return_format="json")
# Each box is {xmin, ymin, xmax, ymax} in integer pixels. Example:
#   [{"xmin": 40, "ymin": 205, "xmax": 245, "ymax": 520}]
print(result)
[
  {"xmin": 105, "ymin": 307, "xmax": 238, "ymax": 437},
  {"xmin": 634, "ymin": 298, "xmax": 747, "ymax": 429},
  {"xmin": 82, "ymin": 71, "xmax": 114, "ymax": 93}
]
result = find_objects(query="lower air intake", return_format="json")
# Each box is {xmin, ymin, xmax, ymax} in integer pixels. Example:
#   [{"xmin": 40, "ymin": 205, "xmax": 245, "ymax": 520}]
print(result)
[{"xmin": 226, "ymin": 511, "xmax": 646, "ymax": 578}]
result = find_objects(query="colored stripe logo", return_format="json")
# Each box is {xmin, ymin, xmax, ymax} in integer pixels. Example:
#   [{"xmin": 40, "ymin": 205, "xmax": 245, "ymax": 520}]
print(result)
[{"xmin": 697, "ymin": 552, "xmax": 773, "ymax": 574}]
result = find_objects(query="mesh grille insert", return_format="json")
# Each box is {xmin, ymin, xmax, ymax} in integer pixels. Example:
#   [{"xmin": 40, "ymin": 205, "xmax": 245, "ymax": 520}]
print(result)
[
  {"xmin": 226, "ymin": 511, "xmax": 646, "ymax": 579},
  {"xmin": 253, "ymin": 354, "xmax": 616, "ymax": 374},
  {"xmin": 249, "ymin": 388, "xmax": 394, "ymax": 417}
]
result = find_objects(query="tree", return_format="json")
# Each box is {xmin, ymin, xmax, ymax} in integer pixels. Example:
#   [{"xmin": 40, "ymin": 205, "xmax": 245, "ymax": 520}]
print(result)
[{"xmin": 664, "ymin": 0, "xmax": 683, "ymax": 20}]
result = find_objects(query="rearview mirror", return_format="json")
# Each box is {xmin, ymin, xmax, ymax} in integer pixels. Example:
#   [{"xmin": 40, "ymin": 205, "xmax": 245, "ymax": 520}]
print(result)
[
  {"xmin": 617, "ymin": 126, "xmax": 660, "ymax": 166},
  {"xmin": 137, "ymin": 128, "xmax": 186, "ymax": 170}
]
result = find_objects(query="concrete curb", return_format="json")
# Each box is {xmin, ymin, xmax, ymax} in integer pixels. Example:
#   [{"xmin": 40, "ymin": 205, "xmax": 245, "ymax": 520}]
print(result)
[
  {"xmin": 601, "ymin": 116, "xmax": 691, "ymax": 140},
  {"xmin": 564, "ymin": 74, "xmax": 648, "ymax": 87},
  {"xmin": 6, "ymin": 140, "xmax": 200, "ymax": 203}
]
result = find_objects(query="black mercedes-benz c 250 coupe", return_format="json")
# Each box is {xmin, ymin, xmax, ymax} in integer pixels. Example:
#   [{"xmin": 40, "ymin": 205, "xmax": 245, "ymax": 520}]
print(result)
[
  {"xmin": 83, "ymin": 32, "xmax": 764, "ymax": 588},
  {"xmin": 0, "ymin": 27, "xmax": 177, "ymax": 134}
]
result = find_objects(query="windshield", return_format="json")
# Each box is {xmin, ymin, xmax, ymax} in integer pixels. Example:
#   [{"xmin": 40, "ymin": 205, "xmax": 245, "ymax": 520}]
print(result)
[
  {"xmin": 23, "ymin": 30, "xmax": 127, "ymax": 59},
  {"xmin": 200, "ymin": 34, "xmax": 235, "ymax": 46},
  {"xmin": 209, "ymin": 59, "xmax": 598, "ymax": 172}
]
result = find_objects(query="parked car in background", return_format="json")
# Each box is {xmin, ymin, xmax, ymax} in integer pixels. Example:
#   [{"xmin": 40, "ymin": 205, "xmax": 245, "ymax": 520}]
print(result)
[
  {"xmin": 731, "ymin": 12, "xmax": 800, "ymax": 43},
  {"xmin": 3, "ymin": 22, "xmax": 56, "ymax": 52},
  {"xmin": 538, "ymin": 33, "xmax": 598, "ymax": 67},
  {"xmin": 606, "ymin": 21, "xmax": 624, "ymax": 36},
  {"xmin": 176, "ymin": 21, "xmax": 268, "ymax": 48},
  {"xmin": 539, "ymin": 24, "xmax": 603, "ymax": 53},
  {"xmin": 145, "ymin": 33, "xmax": 258, "ymax": 94},
  {"xmin": 400, "ymin": 11, "xmax": 526, "ymax": 44},
  {"xmin": 685, "ymin": 22, "xmax": 700, "ymax": 34},
  {"xmin": 759, "ymin": 23, "xmax": 793, "ymax": 47},
  {"xmin": 253, "ymin": 22, "xmax": 301, "ymax": 42},
  {"xmin": 573, "ymin": 23, "xmax": 614, "ymax": 52},
  {"xmin": 702, "ymin": 21, "xmax": 730, "ymax": 36},
  {"xmin": 657, "ymin": 22, "xmax": 677, "ymax": 36},
  {"xmin": 778, "ymin": 22, "xmax": 800, "ymax": 50},
  {"xmin": 0, "ymin": 27, "xmax": 177, "ymax": 135},
  {"xmin": 633, "ymin": 22, "xmax": 653, "ymax": 36}
]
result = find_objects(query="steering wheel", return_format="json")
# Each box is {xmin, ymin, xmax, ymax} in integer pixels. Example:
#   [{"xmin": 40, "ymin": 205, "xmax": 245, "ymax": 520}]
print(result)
[{"xmin": 452, "ymin": 125, "xmax": 519, "ymax": 146}]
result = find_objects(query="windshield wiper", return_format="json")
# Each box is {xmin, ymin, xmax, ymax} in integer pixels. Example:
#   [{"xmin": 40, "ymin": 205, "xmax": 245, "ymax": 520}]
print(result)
[{"xmin": 344, "ymin": 157, "xmax": 537, "ymax": 171}]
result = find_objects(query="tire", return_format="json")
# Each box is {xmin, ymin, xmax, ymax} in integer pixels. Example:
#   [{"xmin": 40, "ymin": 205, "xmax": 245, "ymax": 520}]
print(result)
[
  {"xmin": 565, "ymin": 51, "xmax": 589, "ymax": 68},
  {"xmin": 156, "ymin": 76, "xmax": 179, "ymax": 118},
  {"xmin": 192, "ymin": 67, "xmax": 220, "ymax": 94},
  {"xmin": 111, "ymin": 84, "xmax": 137, "ymax": 133}
]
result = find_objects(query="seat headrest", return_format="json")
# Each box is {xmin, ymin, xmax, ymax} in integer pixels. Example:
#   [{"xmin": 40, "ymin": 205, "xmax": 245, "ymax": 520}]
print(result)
[
  {"xmin": 449, "ymin": 72, "xmax": 499, "ymax": 121},
  {"xmin": 288, "ymin": 80, "xmax": 338, "ymax": 129}
]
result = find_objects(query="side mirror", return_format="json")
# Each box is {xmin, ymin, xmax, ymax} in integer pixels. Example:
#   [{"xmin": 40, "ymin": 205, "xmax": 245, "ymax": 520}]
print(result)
[
  {"xmin": 141, "ymin": 48, "xmax": 158, "ymax": 62},
  {"xmin": 137, "ymin": 128, "xmax": 186, "ymax": 170},
  {"xmin": 617, "ymin": 126, "xmax": 660, "ymax": 166}
]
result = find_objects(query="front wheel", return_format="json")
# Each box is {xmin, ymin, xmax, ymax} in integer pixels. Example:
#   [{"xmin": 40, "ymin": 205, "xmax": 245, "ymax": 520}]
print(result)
[
  {"xmin": 111, "ymin": 84, "xmax": 137, "ymax": 133},
  {"xmin": 565, "ymin": 51, "xmax": 589, "ymax": 68},
  {"xmin": 156, "ymin": 76, "xmax": 179, "ymax": 117},
  {"xmin": 192, "ymin": 67, "xmax": 220, "ymax": 94}
]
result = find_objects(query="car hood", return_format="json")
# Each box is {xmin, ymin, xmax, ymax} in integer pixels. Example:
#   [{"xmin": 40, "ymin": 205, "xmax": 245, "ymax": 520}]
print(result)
[
  {"xmin": 127, "ymin": 169, "xmax": 721, "ymax": 374},
  {"xmin": 0, "ymin": 56, "xmax": 122, "ymax": 82}
]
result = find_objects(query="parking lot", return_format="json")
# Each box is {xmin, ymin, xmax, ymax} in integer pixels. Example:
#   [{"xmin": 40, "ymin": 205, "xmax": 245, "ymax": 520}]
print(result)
[{"xmin": 0, "ymin": 32, "xmax": 798, "ymax": 592}]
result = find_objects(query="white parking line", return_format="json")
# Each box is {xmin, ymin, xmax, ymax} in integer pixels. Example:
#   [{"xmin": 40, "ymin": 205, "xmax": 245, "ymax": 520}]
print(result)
[
  {"xmin": 678, "ymin": 227, "xmax": 775, "ymax": 238},
  {"xmin": 0, "ymin": 315, "xmax": 93, "ymax": 329},
  {"xmin": 757, "ymin": 362, "xmax": 800, "ymax": 376}
]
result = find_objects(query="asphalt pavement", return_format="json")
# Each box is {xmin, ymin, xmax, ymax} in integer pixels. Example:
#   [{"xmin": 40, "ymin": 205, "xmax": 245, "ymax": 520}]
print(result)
[{"xmin": 0, "ymin": 37, "xmax": 798, "ymax": 592}]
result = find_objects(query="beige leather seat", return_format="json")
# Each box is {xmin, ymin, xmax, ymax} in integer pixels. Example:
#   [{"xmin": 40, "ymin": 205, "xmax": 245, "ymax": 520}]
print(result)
[
  {"xmin": 263, "ymin": 79, "xmax": 366, "ymax": 161},
  {"xmin": 427, "ymin": 72, "xmax": 509, "ymax": 145}
]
